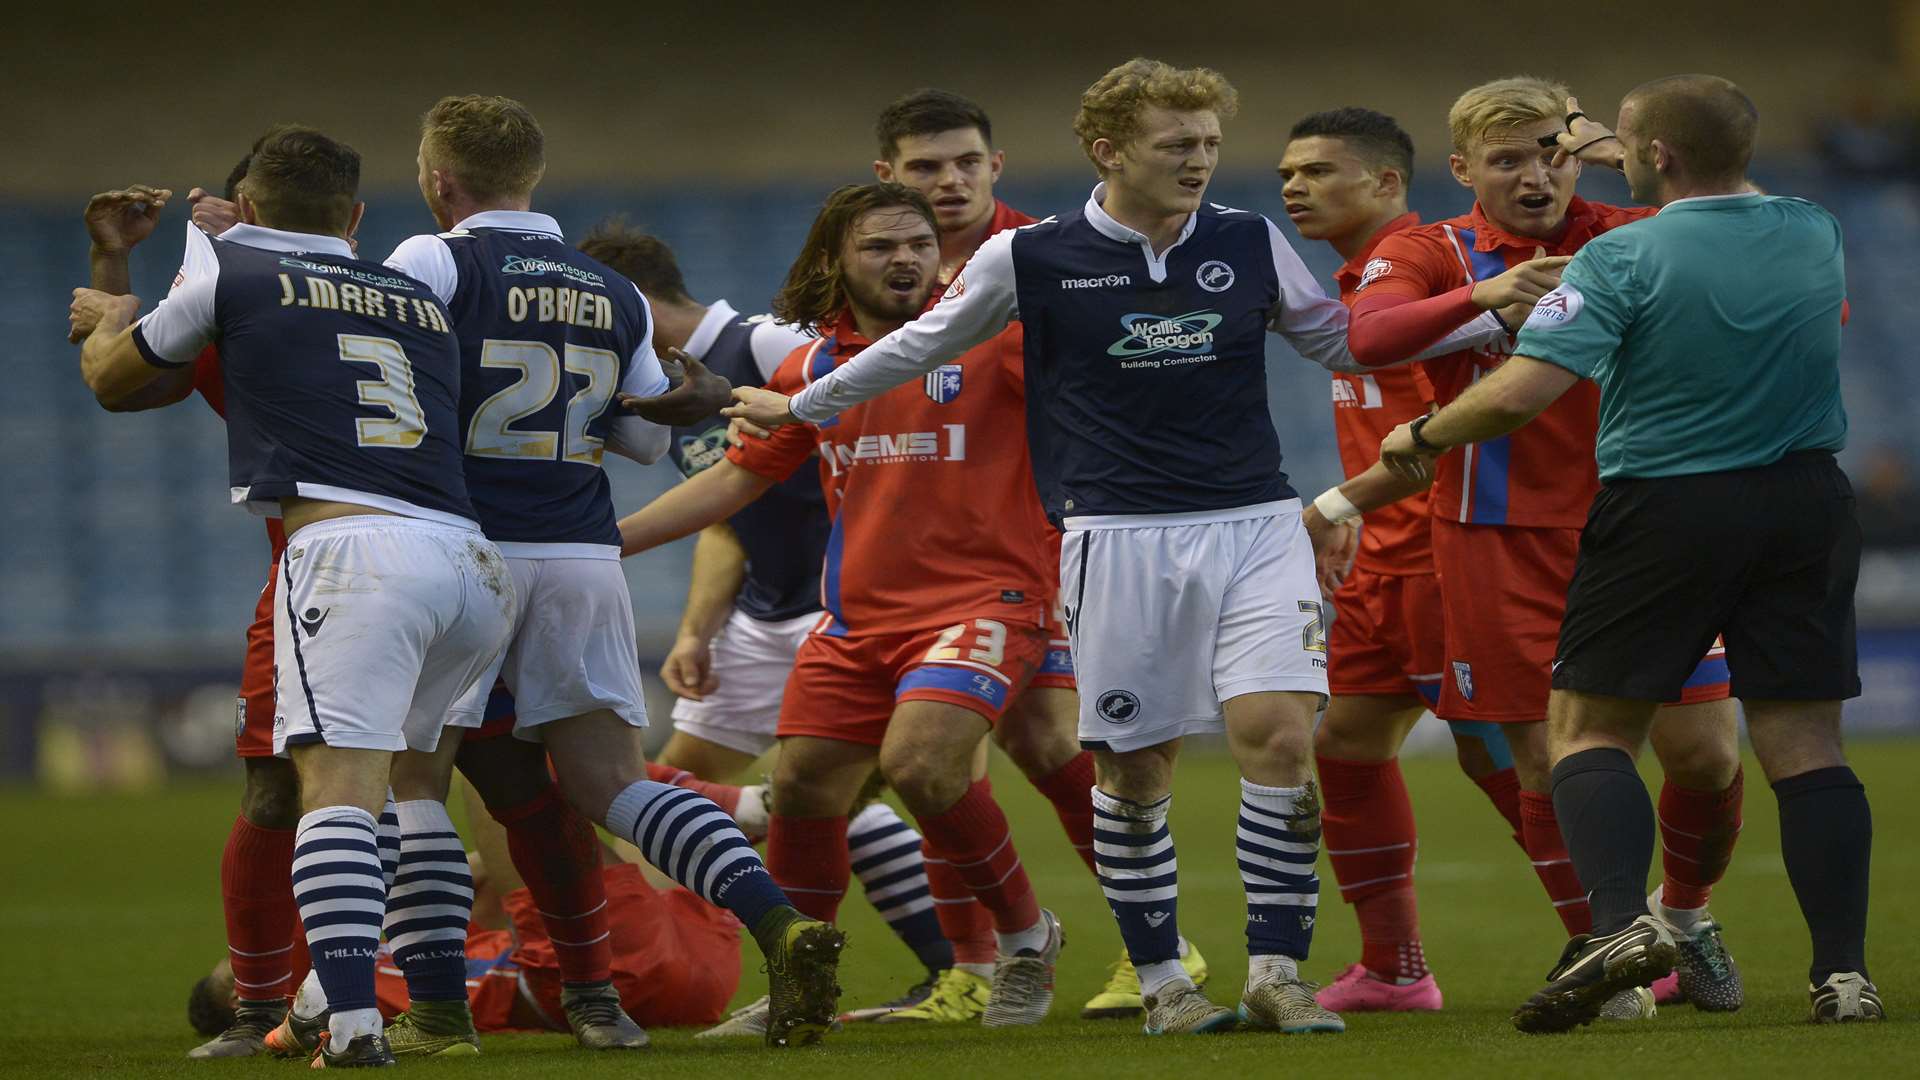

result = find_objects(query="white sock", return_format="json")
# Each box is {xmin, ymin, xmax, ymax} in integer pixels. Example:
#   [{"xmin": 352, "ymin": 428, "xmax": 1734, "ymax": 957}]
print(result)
[
  {"xmin": 1650, "ymin": 885, "xmax": 1706, "ymax": 933},
  {"xmin": 1137, "ymin": 960, "xmax": 1191, "ymax": 998},
  {"xmin": 328, "ymin": 1006, "xmax": 382, "ymax": 1046},
  {"xmin": 1248, "ymin": 954, "xmax": 1300, "ymax": 985},
  {"xmin": 293, "ymin": 969, "xmax": 328, "ymax": 1019},
  {"xmin": 995, "ymin": 916, "xmax": 1051, "ymax": 956},
  {"xmin": 956, "ymin": 961, "xmax": 994, "ymax": 979},
  {"xmin": 1175, "ymin": 937, "xmax": 1191, "ymax": 960}
]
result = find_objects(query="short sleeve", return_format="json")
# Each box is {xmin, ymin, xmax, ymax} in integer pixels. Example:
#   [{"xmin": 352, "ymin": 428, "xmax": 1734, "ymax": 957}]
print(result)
[
  {"xmin": 1354, "ymin": 230, "xmax": 1456, "ymax": 301},
  {"xmin": 621, "ymin": 290, "xmax": 672, "ymax": 397},
  {"xmin": 132, "ymin": 273, "xmax": 218, "ymax": 368},
  {"xmin": 171, "ymin": 221, "xmax": 219, "ymax": 296},
  {"xmin": 383, "ymin": 234, "xmax": 459, "ymax": 305},
  {"xmin": 1512, "ymin": 243, "xmax": 1633, "ymax": 380},
  {"xmin": 747, "ymin": 319, "xmax": 813, "ymax": 383}
]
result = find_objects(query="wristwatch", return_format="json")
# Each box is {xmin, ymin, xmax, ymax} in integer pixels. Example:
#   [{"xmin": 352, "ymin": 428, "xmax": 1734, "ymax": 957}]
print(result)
[{"xmin": 1409, "ymin": 413, "xmax": 1440, "ymax": 452}]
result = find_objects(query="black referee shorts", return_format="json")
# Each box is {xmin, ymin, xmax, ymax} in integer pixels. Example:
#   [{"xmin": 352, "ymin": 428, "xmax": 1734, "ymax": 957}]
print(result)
[{"xmin": 1552, "ymin": 450, "xmax": 1861, "ymax": 703}]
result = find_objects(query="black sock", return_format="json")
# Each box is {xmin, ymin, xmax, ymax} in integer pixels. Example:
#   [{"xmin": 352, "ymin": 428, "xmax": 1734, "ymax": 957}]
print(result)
[
  {"xmin": 1773, "ymin": 766, "xmax": 1872, "ymax": 985},
  {"xmin": 1550, "ymin": 748, "xmax": 1654, "ymax": 936}
]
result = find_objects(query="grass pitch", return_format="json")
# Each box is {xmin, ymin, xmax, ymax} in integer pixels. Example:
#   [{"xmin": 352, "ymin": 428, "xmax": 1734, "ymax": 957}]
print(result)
[{"xmin": 3, "ymin": 742, "xmax": 1913, "ymax": 1078}]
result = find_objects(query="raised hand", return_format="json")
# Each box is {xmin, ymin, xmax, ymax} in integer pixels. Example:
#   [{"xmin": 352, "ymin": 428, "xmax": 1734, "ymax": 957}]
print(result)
[
  {"xmin": 1471, "ymin": 246, "xmax": 1572, "ymax": 310},
  {"xmin": 84, "ymin": 185, "xmax": 171, "ymax": 254},
  {"xmin": 1549, "ymin": 96, "xmax": 1622, "ymax": 169},
  {"xmin": 187, "ymin": 188, "xmax": 242, "ymax": 236},
  {"xmin": 618, "ymin": 349, "xmax": 733, "ymax": 426}
]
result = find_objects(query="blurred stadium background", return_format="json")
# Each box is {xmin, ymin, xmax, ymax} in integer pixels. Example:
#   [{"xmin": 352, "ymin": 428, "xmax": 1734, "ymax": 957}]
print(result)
[{"xmin": 4, "ymin": 0, "xmax": 1920, "ymax": 790}]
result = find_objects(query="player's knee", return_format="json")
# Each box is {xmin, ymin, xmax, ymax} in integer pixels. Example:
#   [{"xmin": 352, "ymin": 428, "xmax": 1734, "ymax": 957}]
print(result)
[
  {"xmin": 240, "ymin": 758, "xmax": 301, "ymax": 829},
  {"xmin": 878, "ymin": 751, "xmax": 970, "ymax": 815}
]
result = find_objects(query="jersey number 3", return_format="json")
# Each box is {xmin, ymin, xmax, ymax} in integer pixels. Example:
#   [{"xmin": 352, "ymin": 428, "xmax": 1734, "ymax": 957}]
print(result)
[
  {"xmin": 467, "ymin": 339, "xmax": 620, "ymax": 465},
  {"xmin": 339, "ymin": 335, "xmax": 427, "ymax": 449}
]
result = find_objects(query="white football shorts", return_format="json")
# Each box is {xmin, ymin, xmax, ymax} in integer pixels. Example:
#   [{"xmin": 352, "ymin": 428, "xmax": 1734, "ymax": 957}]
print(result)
[
  {"xmin": 447, "ymin": 556, "xmax": 649, "ymax": 737},
  {"xmin": 1061, "ymin": 500, "xmax": 1329, "ymax": 754},
  {"xmin": 274, "ymin": 515, "xmax": 515, "ymax": 755},
  {"xmin": 670, "ymin": 607, "xmax": 821, "ymax": 756}
]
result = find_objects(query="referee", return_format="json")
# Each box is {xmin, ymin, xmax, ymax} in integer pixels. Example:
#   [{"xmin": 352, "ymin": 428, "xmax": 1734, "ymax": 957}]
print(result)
[{"xmin": 1379, "ymin": 74, "xmax": 1877, "ymax": 1031}]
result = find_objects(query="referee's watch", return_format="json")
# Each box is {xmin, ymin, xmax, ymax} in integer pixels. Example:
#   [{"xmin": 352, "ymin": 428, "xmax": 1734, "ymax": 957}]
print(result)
[{"xmin": 1409, "ymin": 413, "xmax": 1440, "ymax": 452}]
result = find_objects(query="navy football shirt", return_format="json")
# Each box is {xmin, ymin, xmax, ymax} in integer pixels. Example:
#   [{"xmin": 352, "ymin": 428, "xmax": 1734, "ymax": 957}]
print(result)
[{"xmin": 133, "ymin": 224, "xmax": 475, "ymax": 526}]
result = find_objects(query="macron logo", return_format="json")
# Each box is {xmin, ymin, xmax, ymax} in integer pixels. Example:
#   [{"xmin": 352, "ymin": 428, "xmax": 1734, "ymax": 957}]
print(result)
[
  {"xmin": 1061, "ymin": 274, "xmax": 1131, "ymax": 290},
  {"xmin": 1145, "ymin": 911, "xmax": 1170, "ymax": 928}
]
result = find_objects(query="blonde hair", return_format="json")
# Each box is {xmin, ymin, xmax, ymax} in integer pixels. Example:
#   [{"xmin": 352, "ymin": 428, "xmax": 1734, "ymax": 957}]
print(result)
[
  {"xmin": 1073, "ymin": 58, "xmax": 1238, "ymax": 171},
  {"xmin": 1447, "ymin": 76, "xmax": 1570, "ymax": 154},
  {"xmin": 420, "ymin": 94, "xmax": 546, "ymax": 201}
]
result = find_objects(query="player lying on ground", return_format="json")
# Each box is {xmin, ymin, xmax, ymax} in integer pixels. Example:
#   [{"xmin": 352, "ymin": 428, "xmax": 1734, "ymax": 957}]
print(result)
[
  {"xmin": 1319, "ymin": 76, "xmax": 1750, "ymax": 1021},
  {"xmin": 1378, "ymin": 74, "xmax": 1879, "ymax": 1032},
  {"xmin": 620, "ymin": 182, "xmax": 1067, "ymax": 1034},
  {"xmin": 191, "ymin": 778, "xmax": 746, "ymax": 1040}
]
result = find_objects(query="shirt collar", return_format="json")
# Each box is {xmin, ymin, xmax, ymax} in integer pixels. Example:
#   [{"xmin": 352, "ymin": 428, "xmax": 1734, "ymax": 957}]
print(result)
[
  {"xmin": 1658, "ymin": 191, "xmax": 1763, "ymax": 214},
  {"xmin": 680, "ymin": 299, "xmax": 740, "ymax": 361},
  {"xmin": 1334, "ymin": 212, "xmax": 1422, "ymax": 289},
  {"xmin": 1084, "ymin": 182, "xmax": 1198, "ymax": 249},
  {"xmin": 1465, "ymin": 196, "xmax": 1603, "ymax": 254},
  {"xmin": 217, "ymin": 223, "xmax": 353, "ymax": 258},
  {"xmin": 450, "ymin": 209, "xmax": 565, "ymax": 237},
  {"xmin": 826, "ymin": 310, "xmax": 873, "ymax": 352}
]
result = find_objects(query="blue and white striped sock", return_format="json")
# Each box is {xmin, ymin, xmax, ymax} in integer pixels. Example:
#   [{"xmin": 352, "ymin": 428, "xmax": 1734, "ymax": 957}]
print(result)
[
  {"xmin": 376, "ymin": 795, "xmax": 400, "ymax": 892},
  {"xmin": 605, "ymin": 780, "xmax": 791, "ymax": 931},
  {"xmin": 1092, "ymin": 788, "xmax": 1184, "ymax": 996},
  {"xmin": 293, "ymin": 806, "xmax": 384, "ymax": 1044},
  {"xmin": 849, "ymin": 802, "xmax": 950, "ymax": 972},
  {"xmin": 383, "ymin": 799, "xmax": 472, "ymax": 1003},
  {"xmin": 1239, "ymin": 778, "xmax": 1321, "ymax": 973}
]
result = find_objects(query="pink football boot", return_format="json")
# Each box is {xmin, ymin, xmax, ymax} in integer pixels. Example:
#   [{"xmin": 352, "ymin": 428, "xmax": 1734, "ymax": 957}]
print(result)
[{"xmin": 1314, "ymin": 964, "xmax": 1444, "ymax": 1012}]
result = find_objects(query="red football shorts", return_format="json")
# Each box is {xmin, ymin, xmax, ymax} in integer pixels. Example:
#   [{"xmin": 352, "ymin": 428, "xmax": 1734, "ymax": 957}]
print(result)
[
  {"xmin": 779, "ymin": 615, "xmax": 1048, "ymax": 745},
  {"xmin": 1327, "ymin": 568, "xmax": 1445, "ymax": 707},
  {"xmin": 466, "ymin": 678, "xmax": 518, "ymax": 741},
  {"xmin": 235, "ymin": 558, "xmax": 279, "ymax": 758},
  {"xmin": 1433, "ymin": 520, "xmax": 1730, "ymax": 722},
  {"xmin": 1029, "ymin": 595, "xmax": 1077, "ymax": 691}
]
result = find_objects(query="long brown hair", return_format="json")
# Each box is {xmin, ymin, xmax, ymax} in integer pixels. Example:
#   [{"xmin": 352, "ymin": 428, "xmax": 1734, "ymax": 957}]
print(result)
[{"xmin": 772, "ymin": 183, "xmax": 937, "ymax": 334}]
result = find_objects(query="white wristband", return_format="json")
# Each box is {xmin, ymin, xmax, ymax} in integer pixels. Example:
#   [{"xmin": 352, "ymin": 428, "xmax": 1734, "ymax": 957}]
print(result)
[{"xmin": 1314, "ymin": 485, "xmax": 1363, "ymax": 525}]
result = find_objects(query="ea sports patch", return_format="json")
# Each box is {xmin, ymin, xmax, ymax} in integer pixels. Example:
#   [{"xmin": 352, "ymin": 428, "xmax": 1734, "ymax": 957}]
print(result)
[
  {"xmin": 1358, "ymin": 258, "xmax": 1392, "ymax": 290},
  {"xmin": 1523, "ymin": 284, "xmax": 1584, "ymax": 331}
]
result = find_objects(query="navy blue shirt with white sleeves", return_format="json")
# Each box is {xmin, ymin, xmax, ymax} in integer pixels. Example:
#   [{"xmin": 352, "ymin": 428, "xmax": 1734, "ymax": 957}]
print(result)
[
  {"xmin": 789, "ymin": 185, "xmax": 1506, "ymax": 523},
  {"xmin": 385, "ymin": 211, "xmax": 672, "ymax": 557},
  {"xmin": 665, "ymin": 301, "xmax": 828, "ymax": 622},
  {"xmin": 132, "ymin": 224, "xmax": 477, "ymax": 527}
]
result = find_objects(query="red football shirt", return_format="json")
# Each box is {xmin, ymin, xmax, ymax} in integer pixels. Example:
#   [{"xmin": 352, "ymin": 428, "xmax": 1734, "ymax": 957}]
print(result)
[
  {"xmin": 1357, "ymin": 198, "xmax": 1654, "ymax": 528},
  {"xmin": 1331, "ymin": 213, "xmax": 1434, "ymax": 574},
  {"xmin": 727, "ymin": 311, "xmax": 1053, "ymax": 637}
]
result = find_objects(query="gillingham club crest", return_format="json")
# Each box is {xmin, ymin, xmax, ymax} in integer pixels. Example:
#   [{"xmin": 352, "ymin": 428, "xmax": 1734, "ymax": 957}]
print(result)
[
  {"xmin": 925, "ymin": 364, "xmax": 963, "ymax": 404},
  {"xmin": 1452, "ymin": 661, "xmax": 1475, "ymax": 702}
]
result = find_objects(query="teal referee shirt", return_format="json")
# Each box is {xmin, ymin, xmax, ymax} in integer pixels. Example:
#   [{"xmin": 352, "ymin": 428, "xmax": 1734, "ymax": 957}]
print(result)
[{"xmin": 1513, "ymin": 192, "xmax": 1848, "ymax": 481}]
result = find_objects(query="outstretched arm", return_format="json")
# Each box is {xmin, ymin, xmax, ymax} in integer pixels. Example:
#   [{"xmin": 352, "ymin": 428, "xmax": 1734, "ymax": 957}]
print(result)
[
  {"xmin": 752, "ymin": 229, "xmax": 1021, "ymax": 428},
  {"xmin": 617, "ymin": 458, "xmax": 774, "ymax": 556}
]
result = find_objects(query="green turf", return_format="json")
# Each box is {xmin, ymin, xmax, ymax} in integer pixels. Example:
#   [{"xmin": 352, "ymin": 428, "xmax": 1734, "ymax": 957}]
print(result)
[{"xmin": 1, "ymin": 742, "xmax": 1911, "ymax": 1077}]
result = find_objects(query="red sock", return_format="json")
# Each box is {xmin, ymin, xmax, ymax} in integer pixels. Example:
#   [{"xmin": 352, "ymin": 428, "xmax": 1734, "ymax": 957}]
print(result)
[
  {"xmin": 1029, "ymin": 753, "xmax": 1097, "ymax": 874},
  {"xmin": 765, "ymin": 814, "xmax": 849, "ymax": 922},
  {"xmin": 1474, "ymin": 766, "xmax": 1526, "ymax": 848},
  {"xmin": 1658, "ymin": 767, "xmax": 1744, "ymax": 910},
  {"xmin": 491, "ymin": 785, "xmax": 612, "ymax": 985},
  {"xmin": 1519, "ymin": 790, "xmax": 1592, "ymax": 935},
  {"xmin": 645, "ymin": 761, "xmax": 741, "ymax": 816},
  {"xmin": 916, "ymin": 779, "xmax": 1040, "ymax": 933},
  {"xmin": 924, "ymin": 844, "xmax": 995, "ymax": 965},
  {"xmin": 1317, "ymin": 756, "xmax": 1423, "ymax": 979},
  {"xmin": 285, "ymin": 930, "xmax": 309, "ymax": 1008},
  {"xmin": 221, "ymin": 815, "xmax": 298, "ymax": 1003}
]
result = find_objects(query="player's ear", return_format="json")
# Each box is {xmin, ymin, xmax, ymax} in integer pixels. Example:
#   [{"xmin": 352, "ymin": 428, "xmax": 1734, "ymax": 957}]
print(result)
[
  {"xmin": 1448, "ymin": 153, "xmax": 1473, "ymax": 189},
  {"xmin": 1377, "ymin": 166, "xmax": 1404, "ymax": 200},
  {"xmin": 1091, "ymin": 137, "xmax": 1123, "ymax": 176},
  {"xmin": 236, "ymin": 190, "xmax": 260, "ymax": 226},
  {"xmin": 873, "ymin": 159, "xmax": 894, "ymax": 182},
  {"xmin": 345, "ymin": 202, "xmax": 366, "ymax": 240},
  {"xmin": 988, "ymin": 149, "xmax": 1005, "ymax": 183}
]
